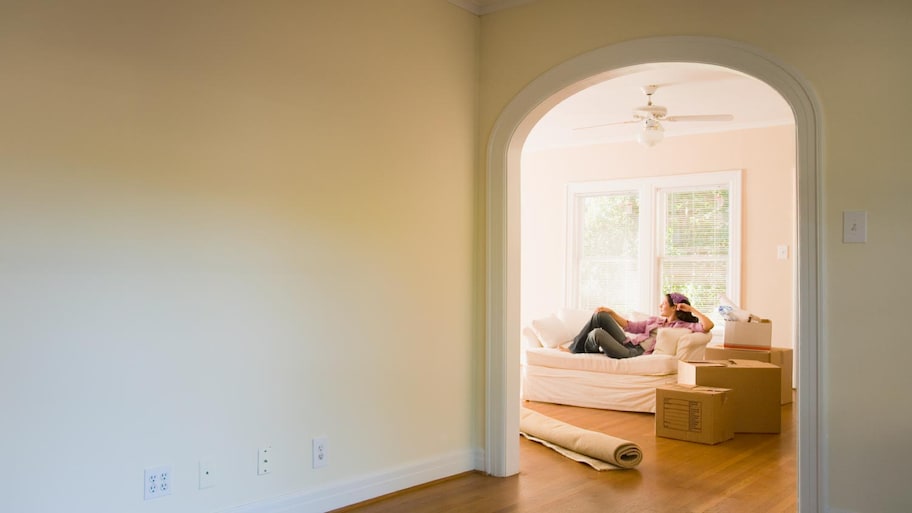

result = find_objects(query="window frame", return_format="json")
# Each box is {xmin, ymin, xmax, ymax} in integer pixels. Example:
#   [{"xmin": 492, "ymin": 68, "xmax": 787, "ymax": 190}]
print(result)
[{"xmin": 565, "ymin": 169, "xmax": 742, "ymax": 333}]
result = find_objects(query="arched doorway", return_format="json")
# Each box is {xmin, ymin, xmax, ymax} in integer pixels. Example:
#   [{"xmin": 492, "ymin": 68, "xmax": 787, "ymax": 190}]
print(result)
[{"xmin": 485, "ymin": 36, "xmax": 821, "ymax": 511}]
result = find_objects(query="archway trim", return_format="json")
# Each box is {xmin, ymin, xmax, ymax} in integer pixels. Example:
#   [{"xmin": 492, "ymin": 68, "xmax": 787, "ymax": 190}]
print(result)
[{"xmin": 484, "ymin": 35, "xmax": 822, "ymax": 512}]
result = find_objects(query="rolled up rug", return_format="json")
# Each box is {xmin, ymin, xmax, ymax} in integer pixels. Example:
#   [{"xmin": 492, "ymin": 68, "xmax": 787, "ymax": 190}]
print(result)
[{"xmin": 519, "ymin": 407, "xmax": 643, "ymax": 470}]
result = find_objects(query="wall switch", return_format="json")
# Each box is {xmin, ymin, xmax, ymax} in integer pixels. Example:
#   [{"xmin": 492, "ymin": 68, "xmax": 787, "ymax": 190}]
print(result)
[
  {"xmin": 843, "ymin": 210, "xmax": 867, "ymax": 243},
  {"xmin": 198, "ymin": 460, "xmax": 215, "ymax": 489},
  {"xmin": 777, "ymin": 245, "xmax": 789, "ymax": 260},
  {"xmin": 312, "ymin": 437, "xmax": 328, "ymax": 469},
  {"xmin": 258, "ymin": 446, "xmax": 272, "ymax": 475},
  {"xmin": 144, "ymin": 465, "xmax": 173, "ymax": 500}
]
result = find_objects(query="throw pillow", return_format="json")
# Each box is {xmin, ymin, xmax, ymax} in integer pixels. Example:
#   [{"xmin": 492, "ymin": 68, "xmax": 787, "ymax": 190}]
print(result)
[
  {"xmin": 530, "ymin": 314, "xmax": 573, "ymax": 348},
  {"xmin": 652, "ymin": 327, "xmax": 692, "ymax": 356}
]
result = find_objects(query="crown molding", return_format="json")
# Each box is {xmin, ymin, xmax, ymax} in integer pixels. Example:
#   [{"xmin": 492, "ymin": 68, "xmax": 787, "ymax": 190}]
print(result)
[{"xmin": 448, "ymin": 0, "xmax": 537, "ymax": 16}]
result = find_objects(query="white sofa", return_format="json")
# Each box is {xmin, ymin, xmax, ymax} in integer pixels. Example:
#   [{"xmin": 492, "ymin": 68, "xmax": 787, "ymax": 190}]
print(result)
[{"xmin": 521, "ymin": 308, "xmax": 712, "ymax": 413}]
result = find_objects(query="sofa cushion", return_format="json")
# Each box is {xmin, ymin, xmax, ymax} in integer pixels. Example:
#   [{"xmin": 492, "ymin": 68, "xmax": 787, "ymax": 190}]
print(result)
[
  {"xmin": 530, "ymin": 314, "xmax": 574, "ymax": 348},
  {"xmin": 652, "ymin": 327, "xmax": 693, "ymax": 356},
  {"xmin": 525, "ymin": 347, "xmax": 678, "ymax": 375},
  {"xmin": 675, "ymin": 332, "xmax": 713, "ymax": 360}
]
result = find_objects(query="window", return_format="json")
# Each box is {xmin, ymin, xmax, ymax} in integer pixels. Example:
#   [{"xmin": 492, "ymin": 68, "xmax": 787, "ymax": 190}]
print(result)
[{"xmin": 566, "ymin": 170, "xmax": 741, "ymax": 332}]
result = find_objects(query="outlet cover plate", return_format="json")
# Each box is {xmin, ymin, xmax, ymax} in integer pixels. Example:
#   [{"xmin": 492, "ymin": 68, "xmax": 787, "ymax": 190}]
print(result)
[
  {"xmin": 313, "ymin": 436, "xmax": 328, "ymax": 469},
  {"xmin": 199, "ymin": 460, "xmax": 215, "ymax": 489},
  {"xmin": 258, "ymin": 446, "xmax": 272, "ymax": 475},
  {"xmin": 144, "ymin": 465, "xmax": 173, "ymax": 500}
]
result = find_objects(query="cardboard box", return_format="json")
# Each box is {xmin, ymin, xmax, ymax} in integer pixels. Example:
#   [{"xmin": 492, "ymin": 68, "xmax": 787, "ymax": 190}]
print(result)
[
  {"xmin": 656, "ymin": 384, "xmax": 734, "ymax": 445},
  {"xmin": 723, "ymin": 318, "xmax": 772, "ymax": 350},
  {"xmin": 705, "ymin": 345, "xmax": 794, "ymax": 404},
  {"xmin": 677, "ymin": 359, "xmax": 781, "ymax": 433}
]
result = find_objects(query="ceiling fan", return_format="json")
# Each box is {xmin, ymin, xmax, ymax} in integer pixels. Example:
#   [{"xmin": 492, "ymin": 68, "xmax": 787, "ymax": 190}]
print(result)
[{"xmin": 575, "ymin": 84, "xmax": 734, "ymax": 147}]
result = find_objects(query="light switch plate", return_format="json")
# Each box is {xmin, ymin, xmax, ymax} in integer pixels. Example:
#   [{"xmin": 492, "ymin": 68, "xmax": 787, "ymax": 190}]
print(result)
[
  {"xmin": 843, "ymin": 211, "xmax": 867, "ymax": 243},
  {"xmin": 777, "ymin": 245, "xmax": 789, "ymax": 260}
]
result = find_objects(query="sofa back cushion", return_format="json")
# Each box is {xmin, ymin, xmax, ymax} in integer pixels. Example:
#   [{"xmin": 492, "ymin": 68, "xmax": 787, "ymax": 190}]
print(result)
[
  {"xmin": 528, "ymin": 308, "xmax": 707, "ymax": 354},
  {"xmin": 557, "ymin": 308, "xmax": 593, "ymax": 333}
]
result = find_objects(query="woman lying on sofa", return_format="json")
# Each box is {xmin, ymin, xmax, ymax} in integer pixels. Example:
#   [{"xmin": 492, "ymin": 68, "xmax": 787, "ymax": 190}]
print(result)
[{"xmin": 568, "ymin": 292, "xmax": 714, "ymax": 359}]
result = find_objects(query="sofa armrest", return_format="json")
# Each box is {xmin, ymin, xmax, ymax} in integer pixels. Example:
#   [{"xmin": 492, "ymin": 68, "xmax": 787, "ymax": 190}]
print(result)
[{"xmin": 522, "ymin": 326, "xmax": 544, "ymax": 349}]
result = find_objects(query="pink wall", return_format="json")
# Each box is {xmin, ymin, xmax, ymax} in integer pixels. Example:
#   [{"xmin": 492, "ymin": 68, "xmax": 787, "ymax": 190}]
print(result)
[{"xmin": 520, "ymin": 124, "xmax": 796, "ymax": 348}]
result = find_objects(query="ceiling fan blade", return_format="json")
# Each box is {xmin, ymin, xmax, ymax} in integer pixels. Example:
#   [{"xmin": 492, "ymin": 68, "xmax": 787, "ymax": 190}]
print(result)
[
  {"xmin": 573, "ymin": 119, "xmax": 640, "ymax": 131},
  {"xmin": 664, "ymin": 114, "xmax": 734, "ymax": 122}
]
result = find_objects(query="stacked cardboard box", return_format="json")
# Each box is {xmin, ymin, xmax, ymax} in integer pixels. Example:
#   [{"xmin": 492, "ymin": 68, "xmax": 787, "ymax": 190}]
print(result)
[
  {"xmin": 677, "ymin": 359, "xmax": 781, "ymax": 434},
  {"xmin": 723, "ymin": 318, "xmax": 772, "ymax": 349},
  {"xmin": 655, "ymin": 384, "xmax": 734, "ymax": 444},
  {"xmin": 705, "ymin": 345, "xmax": 793, "ymax": 404}
]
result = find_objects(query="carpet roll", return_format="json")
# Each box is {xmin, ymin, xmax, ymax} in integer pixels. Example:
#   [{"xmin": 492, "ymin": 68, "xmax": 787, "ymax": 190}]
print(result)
[{"xmin": 520, "ymin": 407, "xmax": 643, "ymax": 469}]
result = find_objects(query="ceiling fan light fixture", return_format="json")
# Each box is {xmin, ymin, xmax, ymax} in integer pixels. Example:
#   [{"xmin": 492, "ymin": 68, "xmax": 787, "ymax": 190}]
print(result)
[{"xmin": 637, "ymin": 120, "xmax": 664, "ymax": 147}]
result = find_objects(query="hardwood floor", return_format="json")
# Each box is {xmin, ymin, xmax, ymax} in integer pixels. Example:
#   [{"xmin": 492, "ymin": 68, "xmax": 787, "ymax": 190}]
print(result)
[{"xmin": 333, "ymin": 397, "xmax": 796, "ymax": 513}]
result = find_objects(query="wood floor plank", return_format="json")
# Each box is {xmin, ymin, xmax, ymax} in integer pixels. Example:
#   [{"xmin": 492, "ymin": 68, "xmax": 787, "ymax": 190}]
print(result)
[{"xmin": 333, "ymin": 398, "xmax": 796, "ymax": 513}]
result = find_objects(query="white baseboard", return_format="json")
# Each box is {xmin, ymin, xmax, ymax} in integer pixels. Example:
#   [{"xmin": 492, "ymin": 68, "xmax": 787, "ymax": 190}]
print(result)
[{"xmin": 221, "ymin": 448, "xmax": 483, "ymax": 513}]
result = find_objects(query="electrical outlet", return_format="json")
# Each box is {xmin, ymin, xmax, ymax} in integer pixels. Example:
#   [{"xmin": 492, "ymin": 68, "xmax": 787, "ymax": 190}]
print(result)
[
  {"xmin": 258, "ymin": 446, "xmax": 272, "ymax": 475},
  {"xmin": 312, "ymin": 436, "xmax": 328, "ymax": 469},
  {"xmin": 144, "ymin": 465, "xmax": 173, "ymax": 500},
  {"xmin": 198, "ymin": 460, "xmax": 215, "ymax": 489}
]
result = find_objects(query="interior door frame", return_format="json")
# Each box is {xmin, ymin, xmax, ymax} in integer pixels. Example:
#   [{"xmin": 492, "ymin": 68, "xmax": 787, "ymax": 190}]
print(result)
[{"xmin": 484, "ymin": 36, "xmax": 822, "ymax": 512}]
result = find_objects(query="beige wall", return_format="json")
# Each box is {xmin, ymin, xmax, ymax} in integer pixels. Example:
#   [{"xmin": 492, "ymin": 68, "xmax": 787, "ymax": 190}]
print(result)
[
  {"xmin": 481, "ymin": 1, "xmax": 912, "ymax": 512},
  {"xmin": 0, "ymin": 1, "xmax": 478, "ymax": 512},
  {"xmin": 521, "ymin": 125, "xmax": 796, "ymax": 350},
  {"xmin": 3, "ymin": 1, "xmax": 911, "ymax": 511}
]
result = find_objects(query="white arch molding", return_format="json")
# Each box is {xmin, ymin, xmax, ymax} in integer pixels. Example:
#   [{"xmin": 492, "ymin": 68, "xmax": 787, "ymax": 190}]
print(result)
[{"xmin": 485, "ymin": 36, "xmax": 822, "ymax": 511}]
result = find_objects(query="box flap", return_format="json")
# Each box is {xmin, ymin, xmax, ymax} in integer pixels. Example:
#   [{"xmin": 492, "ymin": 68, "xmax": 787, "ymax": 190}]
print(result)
[
  {"xmin": 683, "ymin": 360, "xmax": 727, "ymax": 366},
  {"xmin": 667, "ymin": 383, "xmax": 731, "ymax": 394}
]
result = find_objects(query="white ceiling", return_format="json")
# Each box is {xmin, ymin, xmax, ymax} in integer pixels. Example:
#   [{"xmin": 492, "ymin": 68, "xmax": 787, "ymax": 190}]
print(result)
[
  {"xmin": 525, "ymin": 62, "xmax": 794, "ymax": 151},
  {"xmin": 445, "ymin": 3, "xmax": 795, "ymax": 151}
]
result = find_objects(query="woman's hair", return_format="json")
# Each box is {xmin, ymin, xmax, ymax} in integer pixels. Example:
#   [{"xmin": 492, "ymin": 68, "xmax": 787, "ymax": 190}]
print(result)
[{"xmin": 667, "ymin": 292, "xmax": 699, "ymax": 323}]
